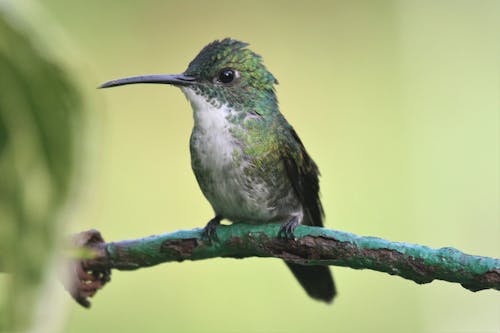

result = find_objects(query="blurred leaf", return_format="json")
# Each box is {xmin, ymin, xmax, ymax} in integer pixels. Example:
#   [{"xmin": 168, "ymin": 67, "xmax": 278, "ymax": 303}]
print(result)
[{"xmin": 0, "ymin": 5, "xmax": 83, "ymax": 332}]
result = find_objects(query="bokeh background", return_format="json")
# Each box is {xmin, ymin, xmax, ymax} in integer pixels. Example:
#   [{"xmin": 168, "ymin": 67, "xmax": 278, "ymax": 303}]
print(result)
[{"xmin": 5, "ymin": 0, "xmax": 500, "ymax": 332}]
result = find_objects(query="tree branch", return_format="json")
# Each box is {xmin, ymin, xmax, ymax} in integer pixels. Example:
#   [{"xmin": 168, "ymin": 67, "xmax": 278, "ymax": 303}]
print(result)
[{"xmin": 72, "ymin": 224, "xmax": 500, "ymax": 306}]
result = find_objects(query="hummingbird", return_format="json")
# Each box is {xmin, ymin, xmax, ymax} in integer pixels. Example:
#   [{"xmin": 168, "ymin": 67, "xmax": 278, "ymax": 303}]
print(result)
[{"xmin": 100, "ymin": 38, "xmax": 336, "ymax": 303}]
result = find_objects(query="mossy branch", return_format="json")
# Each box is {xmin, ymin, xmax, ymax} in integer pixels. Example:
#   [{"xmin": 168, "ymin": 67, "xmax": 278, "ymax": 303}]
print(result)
[{"xmin": 70, "ymin": 224, "xmax": 500, "ymax": 307}]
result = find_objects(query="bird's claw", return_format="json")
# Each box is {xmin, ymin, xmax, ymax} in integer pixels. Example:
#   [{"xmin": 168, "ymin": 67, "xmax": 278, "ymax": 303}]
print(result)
[
  {"xmin": 202, "ymin": 216, "xmax": 221, "ymax": 243},
  {"xmin": 278, "ymin": 217, "xmax": 299, "ymax": 240}
]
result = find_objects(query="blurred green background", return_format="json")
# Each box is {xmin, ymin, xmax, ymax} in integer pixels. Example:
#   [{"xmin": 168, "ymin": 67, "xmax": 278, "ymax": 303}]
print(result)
[{"xmin": 12, "ymin": 0, "xmax": 500, "ymax": 332}]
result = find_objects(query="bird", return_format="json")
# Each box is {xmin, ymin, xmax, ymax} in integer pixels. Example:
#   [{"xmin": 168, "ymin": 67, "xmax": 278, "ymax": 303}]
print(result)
[{"xmin": 100, "ymin": 38, "xmax": 336, "ymax": 303}]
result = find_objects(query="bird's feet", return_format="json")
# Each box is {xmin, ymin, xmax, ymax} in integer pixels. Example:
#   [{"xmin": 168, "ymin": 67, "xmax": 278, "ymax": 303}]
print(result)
[
  {"xmin": 278, "ymin": 216, "xmax": 300, "ymax": 240},
  {"xmin": 202, "ymin": 215, "xmax": 222, "ymax": 243}
]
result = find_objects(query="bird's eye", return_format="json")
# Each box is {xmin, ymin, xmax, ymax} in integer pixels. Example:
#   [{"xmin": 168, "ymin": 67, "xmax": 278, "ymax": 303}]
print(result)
[{"xmin": 218, "ymin": 68, "xmax": 237, "ymax": 84}]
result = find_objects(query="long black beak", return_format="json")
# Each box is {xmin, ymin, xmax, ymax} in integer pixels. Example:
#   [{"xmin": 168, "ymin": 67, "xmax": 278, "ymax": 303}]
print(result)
[{"xmin": 99, "ymin": 74, "xmax": 196, "ymax": 89}]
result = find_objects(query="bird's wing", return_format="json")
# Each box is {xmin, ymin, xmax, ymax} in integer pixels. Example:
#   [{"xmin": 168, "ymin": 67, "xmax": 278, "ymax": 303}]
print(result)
[{"xmin": 278, "ymin": 125, "xmax": 324, "ymax": 227}]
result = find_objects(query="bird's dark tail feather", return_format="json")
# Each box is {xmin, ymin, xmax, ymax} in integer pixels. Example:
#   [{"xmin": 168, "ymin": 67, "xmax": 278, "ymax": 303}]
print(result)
[{"xmin": 286, "ymin": 262, "xmax": 336, "ymax": 303}]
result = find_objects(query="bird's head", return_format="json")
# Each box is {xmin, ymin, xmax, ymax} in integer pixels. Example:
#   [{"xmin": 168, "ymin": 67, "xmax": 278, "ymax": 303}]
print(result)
[{"xmin": 100, "ymin": 38, "xmax": 278, "ymax": 112}]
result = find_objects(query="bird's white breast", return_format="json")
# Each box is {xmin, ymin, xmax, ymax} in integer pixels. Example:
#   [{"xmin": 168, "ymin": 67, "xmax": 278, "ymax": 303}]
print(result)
[
  {"xmin": 182, "ymin": 88, "xmax": 238, "ymax": 170},
  {"xmin": 181, "ymin": 88, "xmax": 244, "ymax": 214},
  {"xmin": 181, "ymin": 88, "xmax": 275, "ymax": 222}
]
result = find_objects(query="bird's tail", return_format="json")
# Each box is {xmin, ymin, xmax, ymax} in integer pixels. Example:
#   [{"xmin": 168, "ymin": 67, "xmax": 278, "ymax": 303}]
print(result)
[{"xmin": 286, "ymin": 262, "xmax": 336, "ymax": 303}]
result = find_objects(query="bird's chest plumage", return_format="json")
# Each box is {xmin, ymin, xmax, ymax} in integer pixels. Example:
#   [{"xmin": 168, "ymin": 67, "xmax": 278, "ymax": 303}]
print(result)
[
  {"xmin": 189, "ymin": 105, "xmax": 244, "ymax": 209},
  {"xmin": 183, "ymin": 88, "xmax": 281, "ymax": 222}
]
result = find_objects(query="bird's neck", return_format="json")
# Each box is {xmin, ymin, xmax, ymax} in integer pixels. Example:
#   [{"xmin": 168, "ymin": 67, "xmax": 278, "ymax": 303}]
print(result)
[
  {"xmin": 181, "ymin": 86, "xmax": 279, "ymax": 121},
  {"xmin": 181, "ymin": 87, "xmax": 240, "ymax": 131}
]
